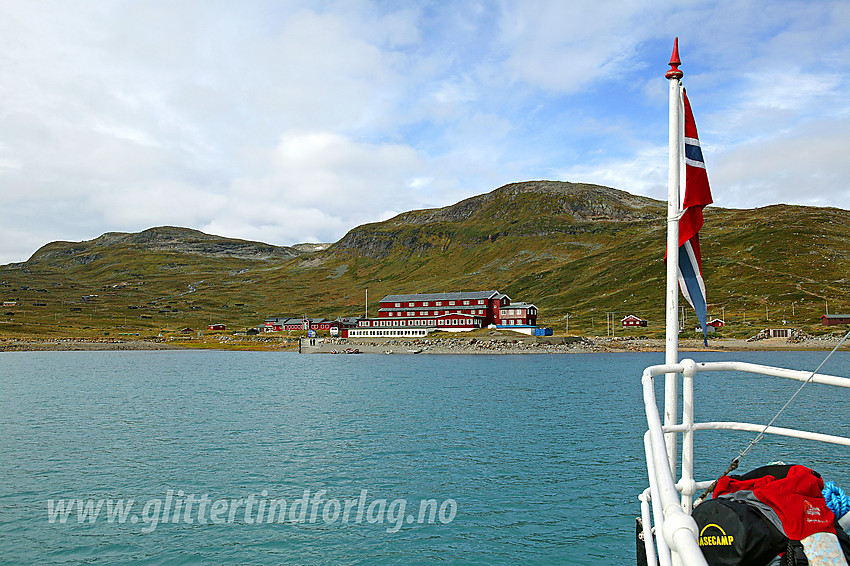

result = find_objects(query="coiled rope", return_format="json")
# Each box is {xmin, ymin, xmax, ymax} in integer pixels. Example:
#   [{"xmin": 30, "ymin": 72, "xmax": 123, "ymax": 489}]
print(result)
[{"xmin": 823, "ymin": 481, "xmax": 850, "ymax": 520}]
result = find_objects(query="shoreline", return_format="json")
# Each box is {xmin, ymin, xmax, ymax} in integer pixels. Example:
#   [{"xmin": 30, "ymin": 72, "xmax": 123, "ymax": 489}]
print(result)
[
  {"xmin": 300, "ymin": 335, "xmax": 848, "ymax": 355},
  {"xmin": 0, "ymin": 339, "xmax": 185, "ymax": 352},
  {"xmin": 2, "ymin": 334, "xmax": 846, "ymax": 353}
]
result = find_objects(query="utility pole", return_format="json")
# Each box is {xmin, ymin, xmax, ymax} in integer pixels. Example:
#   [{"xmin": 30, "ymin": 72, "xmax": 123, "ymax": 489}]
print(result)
[{"xmin": 564, "ymin": 313, "xmax": 571, "ymax": 336}]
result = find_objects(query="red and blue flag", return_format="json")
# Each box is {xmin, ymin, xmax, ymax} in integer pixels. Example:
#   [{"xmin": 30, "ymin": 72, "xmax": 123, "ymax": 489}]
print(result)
[{"xmin": 678, "ymin": 89, "xmax": 713, "ymax": 344}]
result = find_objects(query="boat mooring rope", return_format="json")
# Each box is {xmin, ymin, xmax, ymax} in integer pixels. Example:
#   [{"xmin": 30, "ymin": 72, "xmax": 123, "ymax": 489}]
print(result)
[{"xmin": 696, "ymin": 328, "xmax": 850, "ymax": 504}]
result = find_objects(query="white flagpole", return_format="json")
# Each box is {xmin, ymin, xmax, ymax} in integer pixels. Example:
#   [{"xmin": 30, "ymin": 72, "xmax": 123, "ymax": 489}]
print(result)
[{"xmin": 665, "ymin": 38, "xmax": 684, "ymax": 474}]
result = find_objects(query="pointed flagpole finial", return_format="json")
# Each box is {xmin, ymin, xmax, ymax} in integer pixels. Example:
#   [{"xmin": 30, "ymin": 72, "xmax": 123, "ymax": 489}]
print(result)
[{"xmin": 666, "ymin": 37, "xmax": 683, "ymax": 80}]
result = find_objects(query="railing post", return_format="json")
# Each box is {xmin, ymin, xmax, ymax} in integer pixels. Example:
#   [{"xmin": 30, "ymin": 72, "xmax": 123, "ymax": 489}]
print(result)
[{"xmin": 680, "ymin": 359, "xmax": 696, "ymax": 513}]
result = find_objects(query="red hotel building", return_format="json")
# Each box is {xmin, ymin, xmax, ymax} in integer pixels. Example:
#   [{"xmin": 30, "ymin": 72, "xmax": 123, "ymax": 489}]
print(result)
[{"xmin": 349, "ymin": 290, "xmax": 538, "ymax": 338}]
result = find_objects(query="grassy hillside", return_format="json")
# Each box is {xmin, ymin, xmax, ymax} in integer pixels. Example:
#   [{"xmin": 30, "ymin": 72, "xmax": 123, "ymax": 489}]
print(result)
[{"xmin": 1, "ymin": 182, "xmax": 848, "ymax": 340}]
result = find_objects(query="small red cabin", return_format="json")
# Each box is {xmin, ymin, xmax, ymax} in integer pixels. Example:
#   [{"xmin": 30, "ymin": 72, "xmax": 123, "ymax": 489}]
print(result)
[
  {"xmin": 822, "ymin": 314, "xmax": 850, "ymax": 326},
  {"xmin": 621, "ymin": 315, "xmax": 647, "ymax": 328}
]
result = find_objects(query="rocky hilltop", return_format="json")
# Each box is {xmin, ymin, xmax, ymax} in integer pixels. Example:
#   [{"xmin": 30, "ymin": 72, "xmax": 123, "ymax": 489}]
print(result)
[
  {"xmin": 27, "ymin": 226, "xmax": 304, "ymax": 265},
  {"xmin": 333, "ymin": 181, "xmax": 665, "ymax": 259},
  {"xmin": 386, "ymin": 181, "xmax": 660, "ymax": 225}
]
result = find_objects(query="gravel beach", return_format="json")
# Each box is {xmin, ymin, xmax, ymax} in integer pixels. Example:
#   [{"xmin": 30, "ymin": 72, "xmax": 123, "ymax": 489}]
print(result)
[
  {"xmin": 1, "ymin": 332, "xmax": 846, "ymax": 353},
  {"xmin": 0, "ymin": 338, "xmax": 183, "ymax": 352},
  {"xmin": 300, "ymin": 334, "xmax": 849, "ymax": 355}
]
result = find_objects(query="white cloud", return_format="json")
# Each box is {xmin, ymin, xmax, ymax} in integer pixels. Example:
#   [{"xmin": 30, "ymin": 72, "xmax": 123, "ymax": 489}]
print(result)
[
  {"xmin": 744, "ymin": 71, "xmax": 843, "ymax": 113},
  {"xmin": 245, "ymin": 130, "xmax": 428, "ymax": 211},
  {"xmin": 91, "ymin": 181, "xmax": 230, "ymax": 227},
  {"xmin": 213, "ymin": 131, "xmax": 435, "ymax": 243},
  {"xmin": 559, "ymin": 117, "xmax": 850, "ymax": 213},
  {"xmin": 558, "ymin": 145, "xmax": 668, "ymax": 202},
  {"xmin": 494, "ymin": 0, "xmax": 663, "ymax": 92},
  {"xmin": 1, "ymin": 0, "xmax": 850, "ymax": 264},
  {"xmin": 710, "ymin": 118, "xmax": 850, "ymax": 209},
  {"xmin": 700, "ymin": 69, "xmax": 848, "ymax": 148}
]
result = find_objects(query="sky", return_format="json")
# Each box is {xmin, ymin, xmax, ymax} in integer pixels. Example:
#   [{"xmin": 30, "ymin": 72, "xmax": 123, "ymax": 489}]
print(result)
[{"xmin": 2, "ymin": 0, "xmax": 849, "ymax": 264}]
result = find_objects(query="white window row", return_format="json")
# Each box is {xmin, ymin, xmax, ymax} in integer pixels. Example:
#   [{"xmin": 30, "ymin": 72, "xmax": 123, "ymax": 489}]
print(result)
[{"xmin": 348, "ymin": 329, "xmax": 428, "ymax": 338}]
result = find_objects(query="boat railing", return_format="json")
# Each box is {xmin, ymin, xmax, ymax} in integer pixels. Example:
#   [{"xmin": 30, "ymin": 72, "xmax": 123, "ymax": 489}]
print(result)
[{"xmin": 639, "ymin": 359, "xmax": 850, "ymax": 566}]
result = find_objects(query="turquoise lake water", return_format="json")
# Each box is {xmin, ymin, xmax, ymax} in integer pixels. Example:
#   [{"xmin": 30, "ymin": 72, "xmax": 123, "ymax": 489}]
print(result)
[{"xmin": 1, "ymin": 350, "xmax": 848, "ymax": 565}]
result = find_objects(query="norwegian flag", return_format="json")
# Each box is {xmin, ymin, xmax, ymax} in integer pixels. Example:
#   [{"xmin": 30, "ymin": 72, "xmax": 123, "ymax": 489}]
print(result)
[{"xmin": 678, "ymin": 89, "xmax": 713, "ymax": 344}]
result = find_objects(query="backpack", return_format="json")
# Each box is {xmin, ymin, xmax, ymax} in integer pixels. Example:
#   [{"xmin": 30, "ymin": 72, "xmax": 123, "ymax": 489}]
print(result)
[
  {"xmin": 693, "ymin": 465, "xmax": 850, "ymax": 565},
  {"xmin": 693, "ymin": 496, "xmax": 786, "ymax": 565}
]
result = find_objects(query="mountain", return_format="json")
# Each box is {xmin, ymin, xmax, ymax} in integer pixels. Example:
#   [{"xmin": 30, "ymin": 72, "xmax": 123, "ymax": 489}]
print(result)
[
  {"xmin": 1, "ymin": 181, "xmax": 848, "ymax": 338},
  {"xmin": 333, "ymin": 181, "xmax": 661, "ymax": 259},
  {"xmin": 28, "ymin": 226, "xmax": 303, "ymax": 265}
]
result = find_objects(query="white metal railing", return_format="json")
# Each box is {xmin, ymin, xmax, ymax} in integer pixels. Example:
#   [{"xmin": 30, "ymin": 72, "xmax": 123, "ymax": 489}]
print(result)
[{"xmin": 640, "ymin": 359, "xmax": 850, "ymax": 566}]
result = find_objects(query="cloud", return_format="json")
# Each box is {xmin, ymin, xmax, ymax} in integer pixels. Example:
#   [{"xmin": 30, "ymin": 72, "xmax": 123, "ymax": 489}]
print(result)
[
  {"xmin": 698, "ymin": 69, "xmax": 848, "ymax": 149},
  {"xmin": 494, "ymin": 0, "xmax": 663, "ymax": 92},
  {"xmin": 196, "ymin": 130, "xmax": 487, "ymax": 246},
  {"xmin": 556, "ymin": 116, "xmax": 850, "ymax": 213},
  {"xmin": 558, "ymin": 144, "xmax": 668, "ymax": 202},
  {"xmin": 710, "ymin": 118, "xmax": 850, "ymax": 209},
  {"xmin": 229, "ymin": 130, "xmax": 430, "ymax": 224},
  {"xmin": 1, "ymin": 0, "xmax": 850, "ymax": 264}
]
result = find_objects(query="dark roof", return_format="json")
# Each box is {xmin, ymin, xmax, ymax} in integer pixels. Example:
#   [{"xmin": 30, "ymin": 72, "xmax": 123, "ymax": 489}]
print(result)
[
  {"xmin": 265, "ymin": 317, "xmax": 308, "ymax": 325},
  {"xmin": 822, "ymin": 314, "xmax": 850, "ymax": 318},
  {"xmin": 380, "ymin": 290, "xmax": 500, "ymax": 303},
  {"xmin": 501, "ymin": 302, "xmax": 536, "ymax": 309}
]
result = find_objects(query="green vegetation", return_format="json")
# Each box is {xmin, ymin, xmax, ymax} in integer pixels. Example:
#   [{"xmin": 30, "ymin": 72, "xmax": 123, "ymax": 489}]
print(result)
[{"xmin": 1, "ymin": 182, "xmax": 848, "ymax": 340}]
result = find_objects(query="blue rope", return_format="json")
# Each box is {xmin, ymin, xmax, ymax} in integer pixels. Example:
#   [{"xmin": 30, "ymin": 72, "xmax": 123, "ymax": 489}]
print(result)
[{"xmin": 823, "ymin": 481, "xmax": 850, "ymax": 519}]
